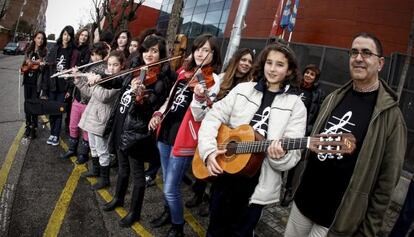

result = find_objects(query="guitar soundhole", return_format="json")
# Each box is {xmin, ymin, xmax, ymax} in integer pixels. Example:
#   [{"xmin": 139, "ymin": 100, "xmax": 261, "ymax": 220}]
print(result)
[{"xmin": 225, "ymin": 141, "xmax": 237, "ymax": 157}]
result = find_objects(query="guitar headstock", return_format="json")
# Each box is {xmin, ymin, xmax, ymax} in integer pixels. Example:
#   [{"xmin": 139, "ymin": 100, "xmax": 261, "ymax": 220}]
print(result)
[{"xmin": 308, "ymin": 133, "xmax": 356, "ymax": 156}]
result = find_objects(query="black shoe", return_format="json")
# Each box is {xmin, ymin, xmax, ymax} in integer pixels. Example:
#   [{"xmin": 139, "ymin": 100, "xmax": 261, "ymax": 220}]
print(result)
[
  {"xmin": 75, "ymin": 154, "xmax": 89, "ymax": 164},
  {"xmin": 92, "ymin": 165, "xmax": 110, "ymax": 190},
  {"xmin": 24, "ymin": 126, "xmax": 31, "ymax": 138},
  {"xmin": 198, "ymin": 197, "xmax": 209, "ymax": 217},
  {"xmin": 150, "ymin": 206, "xmax": 171, "ymax": 228},
  {"xmin": 103, "ymin": 175, "xmax": 129, "ymax": 211},
  {"xmin": 185, "ymin": 193, "xmax": 203, "ymax": 208},
  {"xmin": 103, "ymin": 198, "xmax": 124, "ymax": 212},
  {"xmin": 60, "ymin": 137, "xmax": 78, "ymax": 160},
  {"xmin": 280, "ymin": 189, "xmax": 293, "ymax": 207},
  {"xmin": 76, "ymin": 139, "xmax": 89, "ymax": 164},
  {"xmin": 166, "ymin": 223, "xmax": 184, "ymax": 237},
  {"xmin": 119, "ymin": 186, "xmax": 145, "ymax": 227},
  {"xmin": 145, "ymin": 175, "xmax": 156, "ymax": 187},
  {"xmin": 29, "ymin": 127, "xmax": 37, "ymax": 139},
  {"xmin": 82, "ymin": 157, "xmax": 100, "ymax": 178}
]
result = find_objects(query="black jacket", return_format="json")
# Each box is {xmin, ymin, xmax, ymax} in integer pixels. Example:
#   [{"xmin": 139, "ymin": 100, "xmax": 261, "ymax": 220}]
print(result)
[{"xmin": 104, "ymin": 65, "xmax": 177, "ymax": 153}]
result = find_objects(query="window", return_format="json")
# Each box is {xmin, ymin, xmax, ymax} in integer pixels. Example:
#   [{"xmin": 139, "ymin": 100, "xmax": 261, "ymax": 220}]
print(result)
[
  {"xmin": 193, "ymin": 5, "xmax": 208, "ymax": 14},
  {"xmin": 220, "ymin": 9, "xmax": 230, "ymax": 23},
  {"xmin": 192, "ymin": 12, "xmax": 206, "ymax": 23},
  {"xmin": 204, "ymin": 10, "xmax": 222, "ymax": 25},
  {"xmin": 190, "ymin": 22, "xmax": 203, "ymax": 37},
  {"xmin": 182, "ymin": 7, "xmax": 195, "ymax": 16},
  {"xmin": 224, "ymin": 0, "xmax": 232, "ymax": 9},
  {"xmin": 208, "ymin": 1, "xmax": 225, "ymax": 11},
  {"xmin": 185, "ymin": 0, "xmax": 196, "ymax": 8},
  {"xmin": 203, "ymin": 24, "xmax": 219, "ymax": 35},
  {"xmin": 196, "ymin": 0, "xmax": 209, "ymax": 6}
]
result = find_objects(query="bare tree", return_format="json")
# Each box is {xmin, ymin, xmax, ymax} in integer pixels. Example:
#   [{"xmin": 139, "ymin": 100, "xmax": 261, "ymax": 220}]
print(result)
[
  {"xmin": 397, "ymin": 10, "xmax": 414, "ymax": 99},
  {"xmin": 165, "ymin": 0, "xmax": 184, "ymax": 56},
  {"xmin": 0, "ymin": 0, "xmax": 9, "ymax": 20},
  {"xmin": 90, "ymin": 0, "xmax": 144, "ymax": 42}
]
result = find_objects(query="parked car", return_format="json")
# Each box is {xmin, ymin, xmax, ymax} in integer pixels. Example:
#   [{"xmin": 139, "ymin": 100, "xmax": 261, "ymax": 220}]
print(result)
[
  {"xmin": 3, "ymin": 42, "xmax": 19, "ymax": 55},
  {"xmin": 17, "ymin": 41, "xmax": 28, "ymax": 55}
]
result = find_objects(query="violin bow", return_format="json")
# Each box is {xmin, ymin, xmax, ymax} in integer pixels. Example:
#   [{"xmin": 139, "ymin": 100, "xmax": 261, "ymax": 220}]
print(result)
[{"xmin": 95, "ymin": 55, "xmax": 182, "ymax": 85}]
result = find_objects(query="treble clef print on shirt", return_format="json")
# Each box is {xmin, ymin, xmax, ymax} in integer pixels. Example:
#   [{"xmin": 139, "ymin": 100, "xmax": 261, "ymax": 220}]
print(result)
[
  {"xmin": 251, "ymin": 107, "xmax": 271, "ymax": 137},
  {"xmin": 170, "ymin": 85, "xmax": 189, "ymax": 113},
  {"xmin": 28, "ymin": 56, "xmax": 36, "ymax": 77},
  {"xmin": 318, "ymin": 111, "xmax": 355, "ymax": 161},
  {"xmin": 56, "ymin": 55, "xmax": 65, "ymax": 72},
  {"xmin": 119, "ymin": 87, "xmax": 134, "ymax": 114}
]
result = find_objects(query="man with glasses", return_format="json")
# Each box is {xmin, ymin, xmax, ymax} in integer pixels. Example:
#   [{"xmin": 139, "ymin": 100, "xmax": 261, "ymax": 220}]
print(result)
[{"xmin": 284, "ymin": 32, "xmax": 407, "ymax": 237}]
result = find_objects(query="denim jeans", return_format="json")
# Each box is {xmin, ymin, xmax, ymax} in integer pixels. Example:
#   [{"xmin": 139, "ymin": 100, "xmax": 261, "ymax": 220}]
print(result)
[
  {"xmin": 164, "ymin": 155, "xmax": 192, "ymax": 225},
  {"xmin": 48, "ymin": 91, "xmax": 65, "ymax": 137},
  {"xmin": 157, "ymin": 141, "xmax": 172, "ymax": 183}
]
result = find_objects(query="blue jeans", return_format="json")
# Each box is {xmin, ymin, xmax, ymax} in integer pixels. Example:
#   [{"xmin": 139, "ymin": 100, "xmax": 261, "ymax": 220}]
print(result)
[
  {"xmin": 48, "ymin": 91, "xmax": 65, "ymax": 137},
  {"xmin": 157, "ymin": 141, "xmax": 172, "ymax": 183}
]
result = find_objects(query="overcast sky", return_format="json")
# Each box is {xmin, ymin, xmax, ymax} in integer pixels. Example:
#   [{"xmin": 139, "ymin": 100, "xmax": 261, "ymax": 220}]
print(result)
[{"xmin": 45, "ymin": 0, "xmax": 163, "ymax": 37}]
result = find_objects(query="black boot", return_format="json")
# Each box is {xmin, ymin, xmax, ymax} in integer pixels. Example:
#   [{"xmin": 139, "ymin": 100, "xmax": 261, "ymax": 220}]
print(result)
[
  {"xmin": 29, "ymin": 126, "xmax": 37, "ymax": 139},
  {"xmin": 82, "ymin": 157, "xmax": 100, "ymax": 178},
  {"xmin": 76, "ymin": 139, "xmax": 89, "ymax": 164},
  {"xmin": 60, "ymin": 137, "xmax": 78, "ymax": 159},
  {"xmin": 166, "ymin": 223, "xmax": 184, "ymax": 237},
  {"xmin": 119, "ymin": 186, "xmax": 145, "ymax": 227},
  {"xmin": 103, "ymin": 175, "xmax": 129, "ymax": 211},
  {"xmin": 150, "ymin": 205, "xmax": 171, "ymax": 228},
  {"xmin": 92, "ymin": 165, "xmax": 110, "ymax": 190},
  {"xmin": 24, "ymin": 125, "xmax": 31, "ymax": 138},
  {"xmin": 185, "ymin": 193, "xmax": 203, "ymax": 208}
]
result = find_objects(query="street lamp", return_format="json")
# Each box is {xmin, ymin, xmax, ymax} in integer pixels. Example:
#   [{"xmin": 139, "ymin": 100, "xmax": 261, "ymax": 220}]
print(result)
[{"xmin": 13, "ymin": 0, "xmax": 27, "ymax": 42}]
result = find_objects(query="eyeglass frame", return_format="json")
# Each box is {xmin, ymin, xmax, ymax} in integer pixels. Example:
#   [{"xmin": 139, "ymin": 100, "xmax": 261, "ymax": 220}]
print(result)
[{"xmin": 349, "ymin": 48, "xmax": 382, "ymax": 58}]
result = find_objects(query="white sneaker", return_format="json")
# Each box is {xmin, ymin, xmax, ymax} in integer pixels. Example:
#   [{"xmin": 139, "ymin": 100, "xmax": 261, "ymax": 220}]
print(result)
[
  {"xmin": 46, "ymin": 135, "xmax": 54, "ymax": 145},
  {"xmin": 51, "ymin": 136, "xmax": 59, "ymax": 146}
]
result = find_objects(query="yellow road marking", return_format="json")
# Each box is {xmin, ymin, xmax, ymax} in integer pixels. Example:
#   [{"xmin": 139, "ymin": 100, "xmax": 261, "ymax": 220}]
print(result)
[
  {"xmin": 0, "ymin": 123, "xmax": 25, "ymax": 196},
  {"xmin": 156, "ymin": 176, "xmax": 206, "ymax": 236},
  {"xmin": 43, "ymin": 163, "xmax": 86, "ymax": 237},
  {"xmin": 40, "ymin": 116, "xmax": 153, "ymax": 237}
]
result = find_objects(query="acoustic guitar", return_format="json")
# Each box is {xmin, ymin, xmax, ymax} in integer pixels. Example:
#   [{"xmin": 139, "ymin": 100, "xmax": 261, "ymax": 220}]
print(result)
[{"xmin": 192, "ymin": 124, "xmax": 356, "ymax": 180}]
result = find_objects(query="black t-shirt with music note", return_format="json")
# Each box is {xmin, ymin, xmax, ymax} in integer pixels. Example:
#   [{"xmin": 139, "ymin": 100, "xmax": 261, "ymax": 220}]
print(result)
[
  {"xmin": 250, "ymin": 90, "xmax": 279, "ymax": 138},
  {"xmin": 294, "ymin": 89, "xmax": 377, "ymax": 227},
  {"xmin": 158, "ymin": 80, "xmax": 193, "ymax": 145}
]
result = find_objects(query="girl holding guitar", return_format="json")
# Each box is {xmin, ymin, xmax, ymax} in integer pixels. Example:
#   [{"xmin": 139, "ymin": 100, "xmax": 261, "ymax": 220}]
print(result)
[
  {"xmin": 197, "ymin": 42, "xmax": 307, "ymax": 236},
  {"xmin": 186, "ymin": 48, "xmax": 255, "ymax": 214},
  {"xmin": 21, "ymin": 31, "xmax": 47, "ymax": 139},
  {"xmin": 101, "ymin": 35, "xmax": 174, "ymax": 228},
  {"xmin": 148, "ymin": 34, "xmax": 222, "ymax": 236}
]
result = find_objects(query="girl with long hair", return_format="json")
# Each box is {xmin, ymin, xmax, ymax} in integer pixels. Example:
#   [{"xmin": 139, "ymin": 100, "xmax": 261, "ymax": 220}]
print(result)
[
  {"xmin": 21, "ymin": 31, "xmax": 47, "ymax": 139},
  {"xmin": 112, "ymin": 30, "xmax": 131, "ymax": 58},
  {"xmin": 102, "ymin": 35, "xmax": 175, "ymax": 228},
  {"xmin": 148, "ymin": 33, "xmax": 222, "ymax": 236},
  {"xmin": 43, "ymin": 25, "xmax": 79, "ymax": 146},
  {"xmin": 197, "ymin": 42, "xmax": 306, "ymax": 236}
]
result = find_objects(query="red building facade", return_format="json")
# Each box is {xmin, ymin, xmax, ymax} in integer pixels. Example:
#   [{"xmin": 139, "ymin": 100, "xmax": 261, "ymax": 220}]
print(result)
[{"xmin": 225, "ymin": 0, "xmax": 414, "ymax": 55}]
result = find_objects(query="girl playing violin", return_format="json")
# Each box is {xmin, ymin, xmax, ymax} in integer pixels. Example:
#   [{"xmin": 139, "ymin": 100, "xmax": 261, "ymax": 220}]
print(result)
[
  {"xmin": 22, "ymin": 31, "xmax": 47, "ymax": 139},
  {"xmin": 148, "ymin": 33, "xmax": 222, "ymax": 236},
  {"xmin": 102, "ymin": 35, "xmax": 175, "ymax": 227}
]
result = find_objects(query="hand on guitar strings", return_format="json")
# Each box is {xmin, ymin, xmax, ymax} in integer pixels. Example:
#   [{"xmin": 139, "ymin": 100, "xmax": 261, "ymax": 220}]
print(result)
[
  {"xmin": 267, "ymin": 140, "xmax": 286, "ymax": 159},
  {"xmin": 206, "ymin": 149, "xmax": 226, "ymax": 176}
]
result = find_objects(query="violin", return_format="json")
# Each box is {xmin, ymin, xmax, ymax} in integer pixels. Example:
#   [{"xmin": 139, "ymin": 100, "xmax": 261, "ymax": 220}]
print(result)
[
  {"xmin": 134, "ymin": 65, "xmax": 161, "ymax": 103},
  {"xmin": 186, "ymin": 66, "xmax": 215, "ymax": 89},
  {"xmin": 20, "ymin": 60, "xmax": 41, "ymax": 74}
]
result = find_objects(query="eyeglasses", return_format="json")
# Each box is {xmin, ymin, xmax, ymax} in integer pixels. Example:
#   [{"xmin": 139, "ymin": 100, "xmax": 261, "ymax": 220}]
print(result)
[{"xmin": 349, "ymin": 49, "xmax": 381, "ymax": 58}]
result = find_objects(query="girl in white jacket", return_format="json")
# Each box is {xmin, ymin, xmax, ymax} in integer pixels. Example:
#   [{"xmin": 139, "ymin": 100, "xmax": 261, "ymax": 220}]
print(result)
[{"xmin": 197, "ymin": 42, "xmax": 307, "ymax": 236}]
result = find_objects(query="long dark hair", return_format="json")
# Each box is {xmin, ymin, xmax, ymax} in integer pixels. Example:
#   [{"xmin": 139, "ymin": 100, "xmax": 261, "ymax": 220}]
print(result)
[
  {"xmin": 251, "ymin": 42, "xmax": 301, "ymax": 88},
  {"xmin": 185, "ymin": 34, "xmax": 222, "ymax": 73},
  {"xmin": 56, "ymin": 25, "xmax": 76, "ymax": 49},
  {"xmin": 112, "ymin": 29, "xmax": 131, "ymax": 58},
  {"xmin": 217, "ymin": 48, "xmax": 254, "ymax": 100},
  {"xmin": 26, "ymin": 31, "xmax": 47, "ymax": 58},
  {"xmin": 138, "ymin": 35, "xmax": 167, "ymax": 64}
]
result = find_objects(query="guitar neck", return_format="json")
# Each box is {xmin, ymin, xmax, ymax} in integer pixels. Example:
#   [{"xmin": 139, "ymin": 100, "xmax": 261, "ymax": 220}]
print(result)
[{"xmin": 235, "ymin": 137, "xmax": 309, "ymax": 154}]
